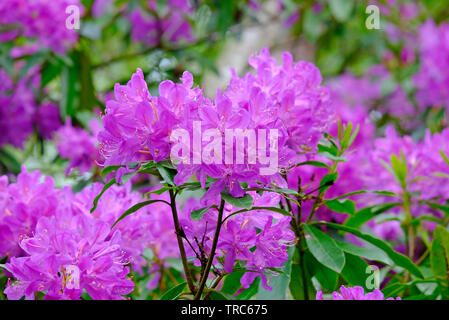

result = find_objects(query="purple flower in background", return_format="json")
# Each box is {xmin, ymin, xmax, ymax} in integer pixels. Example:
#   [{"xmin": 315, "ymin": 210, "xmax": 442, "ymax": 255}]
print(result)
[
  {"xmin": 92, "ymin": 0, "xmax": 113, "ymax": 18},
  {"xmin": 35, "ymin": 102, "xmax": 62, "ymax": 139},
  {"xmin": 129, "ymin": 0, "xmax": 194, "ymax": 47},
  {"xmin": 0, "ymin": 0, "xmax": 84, "ymax": 54},
  {"xmin": 316, "ymin": 286, "xmax": 401, "ymax": 300},
  {"xmin": 0, "ymin": 70, "xmax": 35, "ymax": 148},
  {"xmin": 0, "ymin": 167, "xmax": 62, "ymax": 258},
  {"xmin": 73, "ymin": 182, "xmax": 157, "ymax": 271},
  {"xmin": 4, "ymin": 213, "xmax": 134, "ymax": 300},
  {"xmin": 55, "ymin": 118, "xmax": 101, "ymax": 174},
  {"xmin": 414, "ymin": 20, "xmax": 449, "ymax": 110},
  {"xmin": 1, "ymin": 168, "xmax": 169, "ymax": 299}
]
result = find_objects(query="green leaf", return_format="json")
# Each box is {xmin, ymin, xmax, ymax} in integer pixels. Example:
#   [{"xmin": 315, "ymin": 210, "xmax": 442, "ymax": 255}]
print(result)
[
  {"xmin": 160, "ymin": 282, "xmax": 186, "ymax": 300},
  {"xmin": 347, "ymin": 124, "xmax": 360, "ymax": 150},
  {"xmin": 296, "ymin": 161, "xmax": 330, "ymax": 169},
  {"xmin": 235, "ymin": 277, "xmax": 260, "ymax": 300},
  {"xmin": 303, "ymin": 225, "xmax": 346, "ymax": 273},
  {"xmin": 0, "ymin": 42, "xmax": 14, "ymax": 76},
  {"xmin": 221, "ymin": 192, "xmax": 253, "ymax": 210},
  {"xmin": 312, "ymin": 222, "xmax": 424, "ymax": 279},
  {"xmin": 221, "ymin": 271, "xmax": 244, "ymax": 295},
  {"xmin": 430, "ymin": 225, "xmax": 449, "ymax": 299},
  {"xmin": 100, "ymin": 165, "xmax": 124, "ymax": 175},
  {"xmin": 344, "ymin": 202, "xmax": 402, "ymax": 228},
  {"xmin": 274, "ymin": 188, "xmax": 302, "ymax": 197},
  {"xmin": 0, "ymin": 264, "xmax": 11, "ymax": 273},
  {"xmin": 306, "ymin": 253, "xmax": 338, "ymax": 291},
  {"xmin": 319, "ymin": 172, "xmax": 338, "ymax": 194},
  {"xmin": 325, "ymin": 198, "xmax": 356, "ymax": 215},
  {"xmin": 336, "ymin": 241, "xmax": 393, "ymax": 265},
  {"xmin": 340, "ymin": 252, "xmax": 371, "ymax": 290},
  {"xmin": 318, "ymin": 144, "xmax": 338, "ymax": 156},
  {"xmin": 119, "ymin": 171, "xmax": 137, "ymax": 185},
  {"xmin": 390, "ymin": 153, "xmax": 408, "ymax": 189},
  {"xmin": 0, "ymin": 148, "xmax": 21, "ymax": 174},
  {"xmin": 145, "ymin": 186, "xmax": 172, "ymax": 197},
  {"xmin": 440, "ymin": 150, "xmax": 449, "ymax": 167},
  {"xmin": 217, "ymin": 0, "xmax": 236, "ymax": 35},
  {"xmin": 329, "ymin": 0, "xmax": 354, "ymax": 22},
  {"xmin": 422, "ymin": 201, "xmax": 449, "ymax": 216},
  {"xmin": 18, "ymin": 50, "xmax": 48, "ymax": 79},
  {"xmin": 41, "ymin": 59, "xmax": 64, "ymax": 87},
  {"xmin": 289, "ymin": 249, "xmax": 316, "ymax": 300},
  {"xmin": 330, "ymin": 190, "xmax": 398, "ymax": 200},
  {"xmin": 155, "ymin": 162, "xmax": 176, "ymax": 186},
  {"xmin": 60, "ymin": 64, "xmax": 79, "ymax": 118},
  {"xmin": 303, "ymin": 9, "xmax": 326, "ymax": 41},
  {"xmin": 90, "ymin": 178, "xmax": 116, "ymax": 213},
  {"xmin": 112, "ymin": 200, "xmax": 165, "ymax": 228},
  {"xmin": 191, "ymin": 206, "xmax": 216, "ymax": 221},
  {"xmin": 78, "ymin": 50, "xmax": 96, "ymax": 111},
  {"xmin": 207, "ymin": 290, "xmax": 234, "ymax": 300}
]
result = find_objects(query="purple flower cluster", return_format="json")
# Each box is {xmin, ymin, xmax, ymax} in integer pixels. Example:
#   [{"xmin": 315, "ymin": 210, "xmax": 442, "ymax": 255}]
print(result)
[
  {"xmin": 414, "ymin": 20, "xmax": 449, "ymax": 110},
  {"xmin": 0, "ymin": 167, "xmax": 61, "ymax": 258},
  {"xmin": 73, "ymin": 182, "xmax": 157, "ymax": 272},
  {"xmin": 360, "ymin": 127, "xmax": 449, "ymax": 205},
  {"xmin": 0, "ymin": 69, "xmax": 62, "ymax": 148},
  {"xmin": 0, "ymin": 168, "xmax": 168, "ymax": 299},
  {"xmin": 55, "ymin": 118, "xmax": 102, "ymax": 174},
  {"xmin": 4, "ymin": 213, "xmax": 134, "ymax": 300},
  {"xmin": 98, "ymin": 48, "xmax": 332, "ymax": 203},
  {"xmin": 316, "ymin": 286, "xmax": 401, "ymax": 300},
  {"xmin": 0, "ymin": 70, "xmax": 36, "ymax": 148},
  {"xmin": 328, "ymin": 65, "xmax": 417, "ymax": 131},
  {"xmin": 306, "ymin": 125, "xmax": 449, "ymax": 240},
  {"xmin": 0, "ymin": 0, "xmax": 83, "ymax": 54},
  {"xmin": 130, "ymin": 0, "xmax": 194, "ymax": 47}
]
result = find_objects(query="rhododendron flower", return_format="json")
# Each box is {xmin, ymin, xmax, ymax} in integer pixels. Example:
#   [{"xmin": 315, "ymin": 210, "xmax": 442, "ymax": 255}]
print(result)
[
  {"xmin": 73, "ymin": 182, "xmax": 158, "ymax": 271},
  {"xmin": 0, "ymin": 0, "xmax": 84, "ymax": 54},
  {"xmin": 4, "ymin": 213, "xmax": 134, "ymax": 300},
  {"xmin": 0, "ymin": 70, "xmax": 35, "ymax": 148},
  {"xmin": 35, "ymin": 102, "xmax": 62, "ymax": 139},
  {"xmin": 0, "ymin": 167, "xmax": 62, "ymax": 258},
  {"xmin": 55, "ymin": 118, "xmax": 102, "ymax": 174},
  {"xmin": 316, "ymin": 286, "xmax": 401, "ymax": 300},
  {"xmin": 414, "ymin": 20, "xmax": 449, "ymax": 111},
  {"xmin": 98, "ymin": 48, "xmax": 333, "ymax": 203}
]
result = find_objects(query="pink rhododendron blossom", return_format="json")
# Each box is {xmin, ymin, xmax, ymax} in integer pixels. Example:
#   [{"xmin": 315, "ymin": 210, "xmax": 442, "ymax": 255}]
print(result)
[
  {"xmin": 0, "ymin": 0, "xmax": 84, "ymax": 54},
  {"xmin": 316, "ymin": 286, "xmax": 401, "ymax": 300}
]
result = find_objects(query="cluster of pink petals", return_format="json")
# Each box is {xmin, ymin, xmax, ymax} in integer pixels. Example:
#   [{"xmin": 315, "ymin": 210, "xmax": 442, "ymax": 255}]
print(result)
[
  {"xmin": 316, "ymin": 286, "xmax": 401, "ymax": 300},
  {"xmin": 4, "ymin": 213, "xmax": 134, "ymax": 300},
  {"xmin": 0, "ymin": 0, "xmax": 83, "ymax": 54},
  {"xmin": 0, "ymin": 168, "xmax": 168, "ymax": 299},
  {"xmin": 300, "ymin": 125, "xmax": 449, "ymax": 241},
  {"xmin": 0, "ymin": 70, "xmax": 36, "ymax": 148},
  {"xmin": 414, "ymin": 20, "xmax": 449, "ymax": 111},
  {"xmin": 0, "ymin": 167, "xmax": 61, "ymax": 258},
  {"xmin": 98, "ymin": 48, "xmax": 332, "ymax": 203},
  {"xmin": 0, "ymin": 69, "xmax": 62, "ymax": 148},
  {"xmin": 361, "ymin": 127, "xmax": 449, "ymax": 206},
  {"xmin": 55, "ymin": 118, "xmax": 102, "ymax": 174}
]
